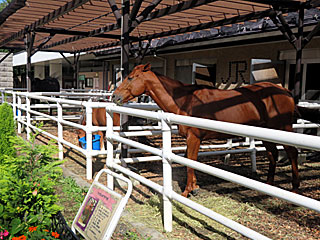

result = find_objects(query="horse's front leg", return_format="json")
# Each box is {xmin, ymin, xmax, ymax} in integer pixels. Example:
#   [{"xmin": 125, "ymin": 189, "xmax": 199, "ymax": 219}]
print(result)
[
  {"xmin": 182, "ymin": 132, "xmax": 201, "ymax": 198},
  {"xmin": 283, "ymin": 145, "xmax": 299, "ymax": 192},
  {"xmin": 263, "ymin": 141, "xmax": 278, "ymax": 186}
]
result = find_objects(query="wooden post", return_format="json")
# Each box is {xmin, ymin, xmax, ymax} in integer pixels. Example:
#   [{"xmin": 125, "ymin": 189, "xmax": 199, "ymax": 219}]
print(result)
[
  {"xmin": 293, "ymin": 8, "xmax": 304, "ymax": 104},
  {"xmin": 120, "ymin": 0, "xmax": 130, "ymax": 159},
  {"xmin": 25, "ymin": 32, "xmax": 35, "ymax": 92}
]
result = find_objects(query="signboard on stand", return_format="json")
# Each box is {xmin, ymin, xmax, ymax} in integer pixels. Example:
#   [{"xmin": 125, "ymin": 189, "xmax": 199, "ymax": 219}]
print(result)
[{"xmin": 72, "ymin": 169, "xmax": 132, "ymax": 240}]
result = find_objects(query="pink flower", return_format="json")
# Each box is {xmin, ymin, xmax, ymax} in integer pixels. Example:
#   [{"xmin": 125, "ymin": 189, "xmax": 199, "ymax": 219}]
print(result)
[
  {"xmin": 32, "ymin": 189, "xmax": 38, "ymax": 196},
  {"xmin": 0, "ymin": 230, "xmax": 9, "ymax": 239}
]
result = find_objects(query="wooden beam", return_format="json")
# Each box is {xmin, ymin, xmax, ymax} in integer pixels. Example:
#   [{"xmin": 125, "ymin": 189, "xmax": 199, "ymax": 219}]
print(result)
[
  {"xmin": 35, "ymin": 27, "xmax": 122, "ymax": 40},
  {"xmin": 108, "ymin": 0, "xmax": 121, "ymax": 25},
  {"xmin": 269, "ymin": 10, "xmax": 297, "ymax": 47},
  {"xmin": 129, "ymin": 0, "xmax": 162, "ymax": 31},
  {"xmin": 293, "ymin": 7, "xmax": 304, "ymax": 104},
  {"xmin": 80, "ymin": 41, "xmax": 120, "ymax": 52},
  {"xmin": 303, "ymin": 21, "xmax": 320, "ymax": 47},
  {"xmin": 306, "ymin": 0, "xmax": 320, "ymax": 8},
  {"xmin": 0, "ymin": 0, "xmax": 26, "ymax": 26},
  {"xmin": 25, "ymin": 32, "xmax": 35, "ymax": 92},
  {"xmin": 41, "ymin": 35, "xmax": 86, "ymax": 50},
  {"xmin": 139, "ymin": 8, "xmax": 274, "ymax": 40},
  {"xmin": 0, "ymin": 0, "xmax": 91, "ymax": 48},
  {"xmin": 60, "ymin": 52, "xmax": 72, "ymax": 65},
  {"xmin": 248, "ymin": 0, "xmax": 302, "ymax": 8},
  {"xmin": 32, "ymin": 34, "xmax": 55, "ymax": 55},
  {"xmin": 130, "ymin": 0, "xmax": 143, "ymax": 22},
  {"xmin": 35, "ymin": 0, "xmax": 220, "ymax": 50},
  {"xmin": 0, "ymin": 50, "xmax": 13, "ymax": 64},
  {"xmin": 121, "ymin": 0, "xmax": 130, "ymax": 78}
]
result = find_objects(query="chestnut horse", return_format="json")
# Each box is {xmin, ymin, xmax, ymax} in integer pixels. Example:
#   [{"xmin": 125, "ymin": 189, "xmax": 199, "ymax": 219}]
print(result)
[
  {"xmin": 77, "ymin": 108, "xmax": 120, "ymax": 149},
  {"xmin": 112, "ymin": 63, "xmax": 320, "ymax": 197}
]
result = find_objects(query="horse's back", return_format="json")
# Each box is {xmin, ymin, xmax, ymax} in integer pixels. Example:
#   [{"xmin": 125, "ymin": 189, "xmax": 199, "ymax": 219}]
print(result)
[
  {"xmin": 232, "ymin": 82, "xmax": 295, "ymax": 130},
  {"xmin": 188, "ymin": 81, "xmax": 295, "ymax": 133}
]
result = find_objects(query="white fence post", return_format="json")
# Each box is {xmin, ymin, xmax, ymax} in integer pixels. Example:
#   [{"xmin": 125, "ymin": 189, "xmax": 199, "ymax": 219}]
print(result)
[
  {"xmin": 17, "ymin": 95, "xmax": 22, "ymax": 134},
  {"xmin": 161, "ymin": 113, "xmax": 173, "ymax": 232},
  {"xmin": 106, "ymin": 107, "xmax": 114, "ymax": 190},
  {"xmin": 12, "ymin": 92, "xmax": 16, "ymax": 120},
  {"xmin": 1, "ymin": 90, "xmax": 4, "ymax": 103},
  {"xmin": 86, "ymin": 105, "xmax": 93, "ymax": 180},
  {"xmin": 224, "ymin": 138, "xmax": 232, "ymax": 165},
  {"xmin": 249, "ymin": 138, "xmax": 257, "ymax": 172},
  {"xmin": 26, "ymin": 95, "xmax": 31, "ymax": 141},
  {"xmin": 57, "ymin": 101, "xmax": 64, "ymax": 161}
]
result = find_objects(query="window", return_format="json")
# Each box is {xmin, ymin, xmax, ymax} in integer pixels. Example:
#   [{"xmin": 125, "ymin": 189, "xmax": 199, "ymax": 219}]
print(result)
[
  {"xmin": 305, "ymin": 63, "xmax": 320, "ymax": 100},
  {"xmin": 192, "ymin": 63, "xmax": 216, "ymax": 87},
  {"xmin": 288, "ymin": 63, "xmax": 320, "ymax": 101},
  {"xmin": 85, "ymin": 78, "xmax": 93, "ymax": 88}
]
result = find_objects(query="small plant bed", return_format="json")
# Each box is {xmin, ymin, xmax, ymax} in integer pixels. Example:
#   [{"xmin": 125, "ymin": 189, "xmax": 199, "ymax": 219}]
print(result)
[
  {"xmin": 0, "ymin": 103, "xmax": 150, "ymax": 240},
  {"xmin": 0, "ymin": 134, "xmax": 66, "ymax": 238}
]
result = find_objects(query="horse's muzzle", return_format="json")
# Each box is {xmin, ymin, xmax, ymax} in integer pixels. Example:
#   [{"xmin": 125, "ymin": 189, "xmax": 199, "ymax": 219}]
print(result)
[{"xmin": 111, "ymin": 94, "xmax": 123, "ymax": 105}]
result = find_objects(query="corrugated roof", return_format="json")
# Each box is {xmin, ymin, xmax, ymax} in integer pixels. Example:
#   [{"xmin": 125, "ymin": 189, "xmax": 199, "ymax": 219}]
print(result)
[{"xmin": 0, "ymin": 0, "xmax": 319, "ymax": 53}]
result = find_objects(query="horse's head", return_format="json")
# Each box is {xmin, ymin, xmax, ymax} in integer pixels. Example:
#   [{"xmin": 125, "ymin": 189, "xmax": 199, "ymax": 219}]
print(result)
[{"xmin": 112, "ymin": 63, "xmax": 151, "ymax": 105}]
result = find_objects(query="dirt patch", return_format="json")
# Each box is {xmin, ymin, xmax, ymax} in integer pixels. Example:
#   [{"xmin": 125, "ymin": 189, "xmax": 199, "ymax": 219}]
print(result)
[{"xmin": 24, "ymin": 123, "xmax": 320, "ymax": 239}]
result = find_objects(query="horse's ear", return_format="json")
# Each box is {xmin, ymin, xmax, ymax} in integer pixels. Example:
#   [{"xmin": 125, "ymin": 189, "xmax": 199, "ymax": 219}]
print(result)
[{"xmin": 143, "ymin": 63, "xmax": 151, "ymax": 72}]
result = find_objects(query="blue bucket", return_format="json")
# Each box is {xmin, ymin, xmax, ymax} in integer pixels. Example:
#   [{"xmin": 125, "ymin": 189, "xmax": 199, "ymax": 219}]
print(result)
[{"xmin": 79, "ymin": 134, "xmax": 101, "ymax": 150}]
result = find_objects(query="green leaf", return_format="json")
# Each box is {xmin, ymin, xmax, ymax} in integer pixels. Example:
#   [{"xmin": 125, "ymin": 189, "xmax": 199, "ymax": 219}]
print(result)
[
  {"xmin": 10, "ymin": 218, "xmax": 21, "ymax": 227},
  {"xmin": 10, "ymin": 218, "xmax": 23, "ymax": 235},
  {"xmin": 27, "ymin": 214, "xmax": 38, "ymax": 224}
]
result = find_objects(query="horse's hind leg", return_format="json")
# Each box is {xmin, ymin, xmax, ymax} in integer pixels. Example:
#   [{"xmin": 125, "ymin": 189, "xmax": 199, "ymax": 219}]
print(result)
[
  {"xmin": 182, "ymin": 132, "xmax": 200, "ymax": 198},
  {"xmin": 263, "ymin": 141, "xmax": 278, "ymax": 186},
  {"xmin": 283, "ymin": 145, "xmax": 299, "ymax": 192}
]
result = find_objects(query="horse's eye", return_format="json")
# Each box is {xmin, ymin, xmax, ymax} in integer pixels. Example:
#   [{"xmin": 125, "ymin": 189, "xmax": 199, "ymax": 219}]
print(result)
[{"xmin": 128, "ymin": 76, "xmax": 133, "ymax": 81}]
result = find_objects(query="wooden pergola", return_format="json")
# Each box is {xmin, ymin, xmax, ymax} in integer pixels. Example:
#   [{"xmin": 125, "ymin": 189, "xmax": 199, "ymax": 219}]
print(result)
[{"xmin": 0, "ymin": 0, "xmax": 320, "ymax": 101}]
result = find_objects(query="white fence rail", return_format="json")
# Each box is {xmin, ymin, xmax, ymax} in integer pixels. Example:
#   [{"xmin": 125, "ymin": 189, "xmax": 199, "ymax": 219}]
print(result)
[{"xmin": 2, "ymin": 90, "xmax": 320, "ymax": 239}]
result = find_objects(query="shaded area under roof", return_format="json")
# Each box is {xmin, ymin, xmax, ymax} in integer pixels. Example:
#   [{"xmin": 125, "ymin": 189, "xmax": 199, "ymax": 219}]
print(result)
[{"xmin": 0, "ymin": 0, "xmax": 319, "ymax": 54}]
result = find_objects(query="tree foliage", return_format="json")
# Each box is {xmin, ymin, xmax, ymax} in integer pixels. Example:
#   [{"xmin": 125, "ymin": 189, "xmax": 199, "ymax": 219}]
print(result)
[
  {"xmin": 0, "ymin": 0, "xmax": 11, "ymax": 11},
  {"xmin": 0, "ymin": 102, "xmax": 16, "ymax": 157}
]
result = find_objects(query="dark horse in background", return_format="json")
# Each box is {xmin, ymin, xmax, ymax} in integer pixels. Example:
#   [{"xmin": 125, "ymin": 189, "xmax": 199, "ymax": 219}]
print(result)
[
  {"xmin": 112, "ymin": 63, "xmax": 320, "ymax": 197},
  {"xmin": 30, "ymin": 77, "xmax": 60, "ymax": 115},
  {"xmin": 31, "ymin": 77, "xmax": 60, "ymax": 92}
]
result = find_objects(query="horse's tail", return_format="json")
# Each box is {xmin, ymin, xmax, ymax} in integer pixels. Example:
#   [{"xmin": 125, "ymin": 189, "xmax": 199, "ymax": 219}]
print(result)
[
  {"xmin": 79, "ymin": 111, "xmax": 86, "ymax": 125},
  {"xmin": 77, "ymin": 110, "xmax": 86, "ymax": 141},
  {"xmin": 295, "ymin": 106, "xmax": 320, "ymax": 124}
]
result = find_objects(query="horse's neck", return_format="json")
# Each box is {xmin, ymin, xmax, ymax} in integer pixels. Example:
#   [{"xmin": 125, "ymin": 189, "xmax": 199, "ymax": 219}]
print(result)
[{"xmin": 146, "ymin": 73, "xmax": 187, "ymax": 115}]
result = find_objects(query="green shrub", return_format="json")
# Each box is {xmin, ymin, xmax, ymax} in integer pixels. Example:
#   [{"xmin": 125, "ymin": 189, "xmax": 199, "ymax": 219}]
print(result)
[
  {"xmin": 0, "ymin": 102, "xmax": 15, "ymax": 157},
  {"xmin": 0, "ymin": 134, "xmax": 64, "ymax": 238}
]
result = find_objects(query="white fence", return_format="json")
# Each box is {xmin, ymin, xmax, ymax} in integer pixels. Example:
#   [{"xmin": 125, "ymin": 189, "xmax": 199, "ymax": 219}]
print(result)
[{"xmin": 2, "ymin": 90, "xmax": 320, "ymax": 240}]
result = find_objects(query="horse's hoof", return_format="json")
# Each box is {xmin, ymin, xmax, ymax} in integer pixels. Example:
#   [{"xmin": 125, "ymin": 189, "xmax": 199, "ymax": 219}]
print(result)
[
  {"xmin": 291, "ymin": 189, "xmax": 301, "ymax": 195},
  {"xmin": 181, "ymin": 191, "xmax": 190, "ymax": 198},
  {"xmin": 266, "ymin": 181, "xmax": 274, "ymax": 186},
  {"xmin": 191, "ymin": 188, "xmax": 200, "ymax": 196}
]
